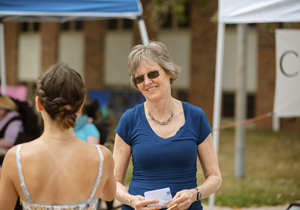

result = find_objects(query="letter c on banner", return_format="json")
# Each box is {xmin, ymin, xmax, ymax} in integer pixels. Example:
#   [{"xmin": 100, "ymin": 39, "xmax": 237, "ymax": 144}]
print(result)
[{"xmin": 279, "ymin": 50, "xmax": 299, "ymax": 77}]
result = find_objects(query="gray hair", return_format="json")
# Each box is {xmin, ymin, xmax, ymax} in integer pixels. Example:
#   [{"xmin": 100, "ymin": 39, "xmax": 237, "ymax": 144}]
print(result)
[{"xmin": 128, "ymin": 41, "xmax": 181, "ymax": 89}]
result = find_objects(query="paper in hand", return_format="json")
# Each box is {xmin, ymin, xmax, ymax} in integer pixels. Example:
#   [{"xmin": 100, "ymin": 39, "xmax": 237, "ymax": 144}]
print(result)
[{"xmin": 144, "ymin": 187, "xmax": 173, "ymax": 208}]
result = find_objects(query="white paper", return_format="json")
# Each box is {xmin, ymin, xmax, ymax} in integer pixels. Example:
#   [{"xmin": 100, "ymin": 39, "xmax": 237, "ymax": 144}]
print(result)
[{"xmin": 144, "ymin": 187, "xmax": 173, "ymax": 208}]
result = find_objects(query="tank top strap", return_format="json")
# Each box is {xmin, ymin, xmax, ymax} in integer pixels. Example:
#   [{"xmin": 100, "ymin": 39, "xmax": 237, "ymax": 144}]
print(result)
[
  {"xmin": 16, "ymin": 144, "xmax": 34, "ymax": 204},
  {"xmin": 86, "ymin": 144, "xmax": 103, "ymax": 205}
]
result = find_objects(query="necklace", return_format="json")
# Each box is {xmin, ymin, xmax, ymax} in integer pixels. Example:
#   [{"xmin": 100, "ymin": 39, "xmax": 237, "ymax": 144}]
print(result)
[{"xmin": 147, "ymin": 100, "xmax": 175, "ymax": 125}]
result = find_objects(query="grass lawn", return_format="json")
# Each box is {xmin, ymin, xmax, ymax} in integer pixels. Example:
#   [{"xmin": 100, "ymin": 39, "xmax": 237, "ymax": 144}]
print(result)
[
  {"xmin": 206, "ymin": 128, "xmax": 300, "ymax": 208},
  {"xmin": 122, "ymin": 128, "xmax": 300, "ymax": 208}
]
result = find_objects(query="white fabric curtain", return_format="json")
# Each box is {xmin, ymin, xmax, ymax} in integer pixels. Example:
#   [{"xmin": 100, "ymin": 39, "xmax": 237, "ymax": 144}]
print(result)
[{"xmin": 274, "ymin": 29, "xmax": 300, "ymax": 117}]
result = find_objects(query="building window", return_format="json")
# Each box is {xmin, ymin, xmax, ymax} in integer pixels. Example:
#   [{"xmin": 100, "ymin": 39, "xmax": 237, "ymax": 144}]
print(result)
[
  {"xmin": 20, "ymin": 22, "xmax": 40, "ymax": 33},
  {"xmin": 161, "ymin": 14, "xmax": 173, "ymax": 28},
  {"xmin": 123, "ymin": 19, "xmax": 133, "ymax": 29},
  {"xmin": 176, "ymin": 90, "xmax": 189, "ymax": 102},
  {"xmin": 107, "ymin": 19, "xmax": 118, "ymax": 30},
  {"xmin": 75, "ymin": 21, "xmax": 83, "ymax": 30},
  {"xmin": 60, "ymin": 21, "xmax": 83, "ymax": 31},
  {"xmin": 106, "ymin": 19, "xmax": 133, "ymax": 30},
  {"xmin": 61, "ymin": 22, "xmax": 70, "ymax": 31},
  {"xmin": 222, "ymin": 93, "xmax": 235, "ymax": 117},
  {"xmin": 222, "ymin": 93, "xmax": 255, "ymax": 119}
]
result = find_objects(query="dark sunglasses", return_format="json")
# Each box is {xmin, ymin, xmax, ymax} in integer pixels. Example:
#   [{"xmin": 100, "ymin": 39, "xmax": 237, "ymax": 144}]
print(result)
[{"xmin": 133, "ymin": 69, "xmax": 162, "ymax": 85}]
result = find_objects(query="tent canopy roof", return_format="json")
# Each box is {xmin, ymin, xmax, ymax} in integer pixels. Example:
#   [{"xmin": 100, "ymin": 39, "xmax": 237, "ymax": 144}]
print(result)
[
  {"xmin": 219, "ymin": 0, "xmax": 300, "ymax": 24},
  {"xmin": 0, "ymin": 0, "xmax": 143, "ymax": 22}
]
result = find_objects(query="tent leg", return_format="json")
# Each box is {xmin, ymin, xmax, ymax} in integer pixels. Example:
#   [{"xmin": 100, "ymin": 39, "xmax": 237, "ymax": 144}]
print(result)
[
  {"xmin": 138, "ymin": 18, "xmax": 149, "ymax": 46},
  {"xmin": 235, "ymin": 24, "xmax": 247, "ymax": 179},
  {"xmin": 209, "ymin": 22, "xmax": 225, "ymax": 210},
  {"xmin": 272, "ymin": 115, "xmax": 280, "ymax": 132},
  {"xmin": 0, "ymin": 19, "xmax": 7, "ymax": 95}
]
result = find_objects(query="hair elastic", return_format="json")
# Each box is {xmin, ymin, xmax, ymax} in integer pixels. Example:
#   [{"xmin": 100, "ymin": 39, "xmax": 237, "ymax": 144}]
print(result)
[{"xmin": 52, "ymin": 97, "xmax": 61, "ymax": 102}]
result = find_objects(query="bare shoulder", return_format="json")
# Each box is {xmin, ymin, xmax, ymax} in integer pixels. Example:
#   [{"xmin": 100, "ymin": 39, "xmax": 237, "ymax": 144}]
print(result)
[
  {"xmin": 1, "ymin": 145, "xmax": 18, "ymax": 176},
  {"xmin": 97, "ymin": 145, "xmax": 114, "ymax": 169},
  {"xmin": 98, "ymin": 145, "xmax": 113, "ymax": 161},
  {"xmin": 2, "ymin": 146, "xmax": 18, "ymax": 165}
]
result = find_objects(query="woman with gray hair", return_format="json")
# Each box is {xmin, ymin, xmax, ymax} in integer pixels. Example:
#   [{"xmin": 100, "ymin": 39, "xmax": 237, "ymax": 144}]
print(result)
[{"xmin": 113, "ymin": 41, "xmax": 222, "ymax": 210}]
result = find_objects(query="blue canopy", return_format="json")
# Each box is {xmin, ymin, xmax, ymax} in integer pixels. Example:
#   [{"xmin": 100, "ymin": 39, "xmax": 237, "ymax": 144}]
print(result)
[
  {"xmin": 0, "ymin": 0, "xmax": 149, "ymax": 95},
  {"xmin": 0, "ymin": 0, "xmax": 143, "ymax": 22}
]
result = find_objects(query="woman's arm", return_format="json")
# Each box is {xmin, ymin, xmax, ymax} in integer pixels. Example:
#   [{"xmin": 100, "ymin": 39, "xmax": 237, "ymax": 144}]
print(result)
[
  {"xmin": 167, "ymin": 134, "xmax": 222, "ymax": 210},
  {"xmin": 98, "ymin": 145, "xmax": 116, "ymax": 201},
  {"xmin": 113, "ymin": 134, "xmax": 160, "ymax": 210},
  {"xmin": 0, "ymin": 138, "xmax": 13, "ymax": 148},
  {"xmin": 0, "ymin": 147, "xmax": 19, "ymax": 210},
  {"xmin": 196, "ymin": 133, "xmax": 222, "ymax": 199},
  {"xmin": 113, "ymin": 134, "xmax": 135, "ymax": 206}
]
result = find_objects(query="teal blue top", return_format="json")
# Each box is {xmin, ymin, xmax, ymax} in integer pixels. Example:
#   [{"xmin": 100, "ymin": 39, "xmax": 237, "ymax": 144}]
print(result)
[{"xmin": 74, "ymin": 115, "xmax": 100, "ymax": 142}]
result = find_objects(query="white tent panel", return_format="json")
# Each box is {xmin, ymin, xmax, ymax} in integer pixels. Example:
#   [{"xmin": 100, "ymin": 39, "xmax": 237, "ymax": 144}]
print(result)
[{"xmin": 219, "ymin": 0, "xmax": 300, "ymax": 23}]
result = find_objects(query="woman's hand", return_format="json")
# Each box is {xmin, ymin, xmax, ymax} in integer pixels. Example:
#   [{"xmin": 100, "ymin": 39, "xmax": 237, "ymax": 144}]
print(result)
[
  {"xmin": 166, "ymin": 189, "xmax": 196, "ymax": 210},
  {"xmin": 130, "ymin": 195, "xmax": 161, "ymax": 210}
]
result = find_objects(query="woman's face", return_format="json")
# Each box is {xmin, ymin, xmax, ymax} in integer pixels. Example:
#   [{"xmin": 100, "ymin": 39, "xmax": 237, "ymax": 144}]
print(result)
[{"xmin": 135, "ymin": 61, "xmax": 171, "ymax": 102}]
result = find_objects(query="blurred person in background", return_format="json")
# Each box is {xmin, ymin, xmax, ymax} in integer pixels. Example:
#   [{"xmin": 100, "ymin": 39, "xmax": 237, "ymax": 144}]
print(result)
[
  {"xmin": 0, "ymin": 63, "xmax": 116, "ymax": 210},
  {"xmin": 74, "ymin": 107, "xmax": 100, "ymax": 145},
  {"xmin": 113, "ymin": 41, "xmax": 222, "ymax": 210},
  {"xmin": 0, "ymin": 95, "xmax": 23, "ymax": 158},
  {"xmin": 81, "ymin": 99, "xmax": 115, "ymax": 210}
]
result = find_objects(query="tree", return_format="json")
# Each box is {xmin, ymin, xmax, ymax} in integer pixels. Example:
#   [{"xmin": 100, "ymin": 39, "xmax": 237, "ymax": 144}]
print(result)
[{"xmin": 146, "ymin": 0, "xmax": 211, "ymax": 31}]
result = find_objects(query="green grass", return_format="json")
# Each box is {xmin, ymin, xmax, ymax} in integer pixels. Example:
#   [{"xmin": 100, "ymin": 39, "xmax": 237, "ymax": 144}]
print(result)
[{"xmin": 123, "ymin": 128, "xmax": 300, "ymax": 208}]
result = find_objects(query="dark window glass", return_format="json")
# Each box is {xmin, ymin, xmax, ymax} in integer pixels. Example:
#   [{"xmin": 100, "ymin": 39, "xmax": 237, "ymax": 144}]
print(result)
[
  {"xmin": 107, "ymin": 19, "xmax": 118, "ymax": 29},
  {"xmin": 21, "ymin": 22, "xmax": 29, "ymax": 32},
  {"xmin": 247, "ymin": 95, "xmax": 255, "ymax": 118},
  {"xmin": 162, "ymin": 13, "xmax": 172, "ymax": 28},
  {"xmin": 226, "ymin": 24, "xmax": 237, "ymax": 28},
  {"xmin": 33, "ymin": 22, "xmax": 39, "ymax": 32},
  {"xmin": 177, "ymin": 90, "xmax": 189, "ymax": 102},
  {"xmin": 123, "ymin": 19, "xmax": 133, "ymax": 29},
  {"xmin": 75, "ymin": 21, "xmax": 83, "ymax": 30},
  {"xmin": 178, "ymin": 3, "xmax": 190, "ymax": 28},
  {"xmin": 222, "ymin": 93, "xmax": 235, "ymax": 117},
  {"xmin": 222, "ymin": 93, "xmax": 256, "ymax": 118},
  {"xmin": 61, "ymin": 22, "xmax": 70, "ymax": 31}
]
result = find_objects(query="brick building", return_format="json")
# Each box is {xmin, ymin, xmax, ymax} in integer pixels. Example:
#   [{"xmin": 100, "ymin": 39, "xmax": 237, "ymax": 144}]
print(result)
[{"xmin": 2, "ymin": 0, "xmax": 299, "ymax": 130}]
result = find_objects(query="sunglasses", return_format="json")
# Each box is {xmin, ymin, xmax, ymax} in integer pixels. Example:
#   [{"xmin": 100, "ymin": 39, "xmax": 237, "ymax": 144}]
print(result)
[{"xmin": 133, "ymin": 69, "xmax": 162, "ymax": 85}]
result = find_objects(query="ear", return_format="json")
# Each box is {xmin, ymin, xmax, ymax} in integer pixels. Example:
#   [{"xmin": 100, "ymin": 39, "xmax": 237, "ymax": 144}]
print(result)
[
  {"xmin": 35, "ymin": 96, "xmax": 43, "ymax": 112},
  {"xmin": 77, "ymin": 99, "xmax": 85, "ymax": 113}
]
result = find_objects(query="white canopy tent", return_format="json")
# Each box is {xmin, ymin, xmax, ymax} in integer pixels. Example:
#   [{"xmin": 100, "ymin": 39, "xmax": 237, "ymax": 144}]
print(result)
[
  {"xmin": 0, "ymin": 0, "xmax": 149, "ymax": 95},
  {"xmin": 210, "ymin": 0, "xmax": 300, "ymax": 209}
]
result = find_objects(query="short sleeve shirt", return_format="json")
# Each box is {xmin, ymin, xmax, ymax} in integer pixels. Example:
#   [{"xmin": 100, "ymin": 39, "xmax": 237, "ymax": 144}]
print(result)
[{"xmin": 116, "ymin": 102, "xmax": 212, "ymax": 210}]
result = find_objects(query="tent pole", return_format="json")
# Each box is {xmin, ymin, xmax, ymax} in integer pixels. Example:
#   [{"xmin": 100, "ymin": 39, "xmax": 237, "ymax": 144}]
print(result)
[
  {"xmin": 272, "ymin": 115, "xmax": 280, "ymax": 132},
  {"xmin": 235, "ymin": 24, "xmax": 247, "ymax": 178},
  {"xmin": 0, "ymin": 19, "xmax": 6, "ymax": 95},
  {"xmin": 209, "ymin": 22, "xmax": 225, "ymax": 210},
  {"xmin": 137, "ymin": 17, "xmax": 149, "ymax": 46}
]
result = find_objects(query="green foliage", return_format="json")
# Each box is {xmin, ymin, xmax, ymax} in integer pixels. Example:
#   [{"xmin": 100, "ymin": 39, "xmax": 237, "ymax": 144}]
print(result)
[
  {"xmin": 196, "ymin": 0, "xmax": 211, "ymax": 6},
  {"xmin": 146, "ymin": 0, "xmax": 211, "ymax": 31}
]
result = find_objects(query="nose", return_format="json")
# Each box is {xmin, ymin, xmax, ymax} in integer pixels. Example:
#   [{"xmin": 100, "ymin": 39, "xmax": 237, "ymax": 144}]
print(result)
[{"xmin": 144, "ymin": 74, "xmax": 152, "ymax": 85}]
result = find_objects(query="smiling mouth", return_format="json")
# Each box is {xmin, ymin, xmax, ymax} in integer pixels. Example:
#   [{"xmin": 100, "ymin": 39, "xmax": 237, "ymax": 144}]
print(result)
[{"xmin": 147, "ymin": 86, "xmax": 157, "ymax": 91}]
